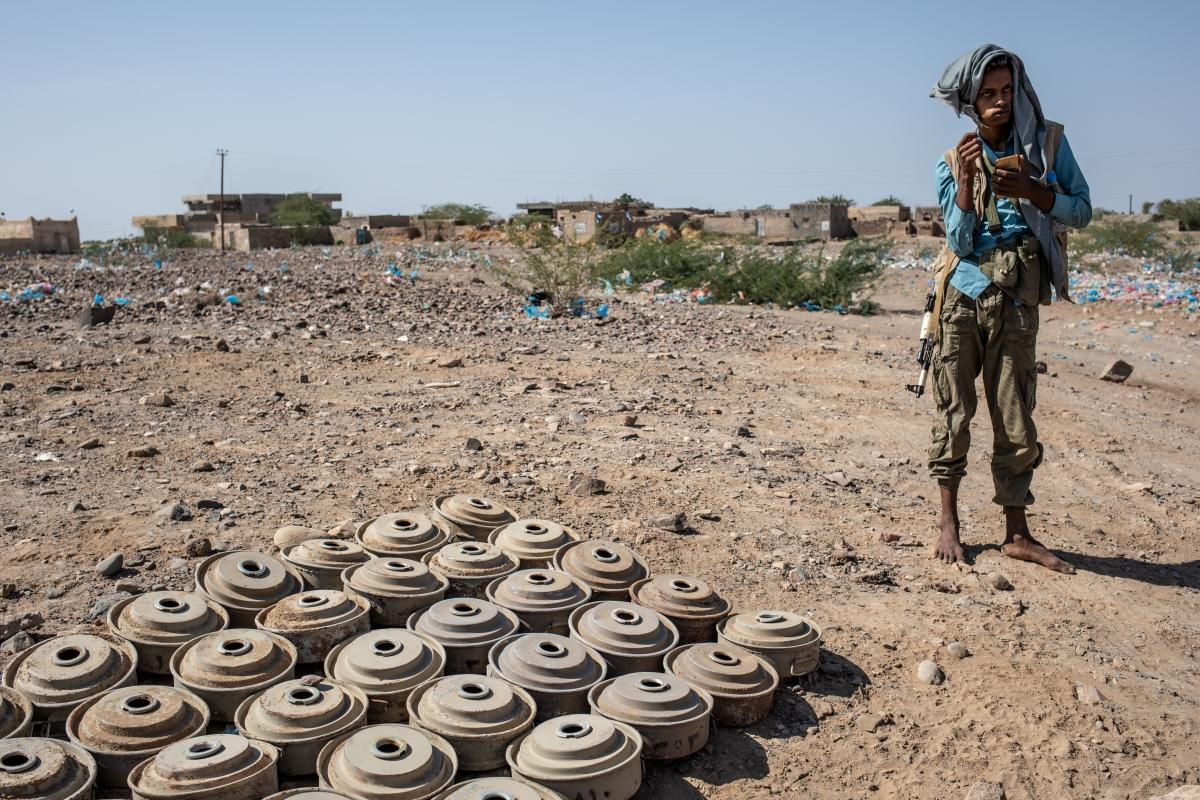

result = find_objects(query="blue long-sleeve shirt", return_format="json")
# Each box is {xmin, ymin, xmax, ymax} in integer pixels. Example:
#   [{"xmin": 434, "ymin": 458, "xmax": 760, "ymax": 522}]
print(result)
[{"xmin": 936, "ymin": 133, "xmax": 1091, "ymax": 298}]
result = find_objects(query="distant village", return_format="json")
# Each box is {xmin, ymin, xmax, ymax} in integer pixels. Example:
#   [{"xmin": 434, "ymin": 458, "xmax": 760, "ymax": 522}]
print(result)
[{"xmin": 1, "ymin": 192, "xmax": 949, "ymax": 255}]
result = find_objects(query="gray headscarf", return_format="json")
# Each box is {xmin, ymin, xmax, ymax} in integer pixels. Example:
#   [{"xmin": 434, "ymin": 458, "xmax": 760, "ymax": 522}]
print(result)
[{"xmin": 931, "ymin": 44, "xmax": 1069, "ymax": 301}]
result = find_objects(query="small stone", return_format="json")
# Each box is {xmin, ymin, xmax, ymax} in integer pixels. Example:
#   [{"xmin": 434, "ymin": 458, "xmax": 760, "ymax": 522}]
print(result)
[
  {"xmin": 963, "ymin": 781, "xmax": 1006, "ymax": 800},
  {"xmin": 89, "ymin": 591, "xmax": 133, "ymax": 620},
  {"xmin": 273, "ymin": 525, "xmax": 324, "ymax": 549},
  {"xmin": 1100, "ymin": 359, "xmax": 1134, "ymax": 383},
  {"xmin": 664, "ymin": 457, "xmax": 684, "ymax": 472},
  {"xmin": 645, "ymin": 512, "xmax": 688, "ymax": 532},
  {"xmin": 464, "ymin": 437, "xmax": 483, "ymax": 452},
  {"xmin": 196, "ymin": 499, "xmax": 224, "ymax": 510},
  {"xmin": 734, "ymin": 425, "xmax": 753, "ymax": 438},
  {"xmin": 568, "ymin": 474, "xmax": 607, "ymax": 496},
  {"xmin": 67, "ymin": 500, "xmax": 87, "ymax": 512},
  {"xmin": 17, "ymin": 613, "xmax": 43, "ymax": 631},
  {"xmin": 1035, "ymin": 360, "xmax": 1048, "ymax": 374},
  {"xmin": 156, "ymin": 502, "xmax": 191, "ymax": 522},
  {"xmin": 326, "ymin": 518, "xmax": 358, "ymax": 539},
  {"xmin": 185, "ymin": 537, "xmax": 213, "ymax": 558},
  {"xmin": 191, "ymin": 460, "xmax": 215, "ymax": 473},
  {"xmin": 0, "ymin": 583, "xmax": 16, "ymax": 600},
  {"xmin": 987, "ymin": 573, "xmax": 1013, "ymax": 591},
  {"xmin": 126, "ymin": 445, "xmax": 160, "ymax": 458},
  {"xmin": 0, "ymin": 382, "xmax": 14, "ymax": 392},
  {"xmin": 855, "ymin": 713, "xmax": 885, "ymax": 733},
  {"xmin": 1075, "ymin": 683, "xmax": 1105, "ymax": 705},
  {"xmin": 96, "ymin": 552, "xmax": 124, "ymax": 577},
  {"xmin": 1, "ymin": 631, "xmax": 35, "ymax": 655},
  {"xmin": 812, "ymin": 699, "xmax": 835, "ymax": 719},
  {"xmin": 45, "ymin": 586, "xmax": 67, "ymax": 600},
  {"xmin": 139, "ymin": 391, "xmax": 175, "ymax": 407},
  {"xmin": 947, "ymin": 642, "xmax": 970, "ymax": 659},
  {"xmin": 299, "ymin": 372, "xmax": 310, "ymax": 384},
  {"xmin": 788, "ymin": 566, "xmax": 811, "ymax": 583},
  {"xmin": 916, "ymin": 660, "xmax": 944, "ymax": 685},
  {"xmin": 78, "ymin": 437, "xmax": 103, "ymax": 450},
  {"xmin": 78, "ymin": 305, "xmax": 116, "ymax": 327},
  {"xmin": 622, "ymin": 414, "xmax": 639, "ymax": 427},
  {"xmin": 436, "ymin": 356, "xmax": 463, "ymax": 368},
  {"xmin": 133, "ymin": 335, "xmax": 152, "ymax": 345},
  {"xmin": 696, "ymin": 509, "xmax": 720, "ymax": 521},
  {"xmin": 216, "ymin": 338, "xmax": 230, "ymax": 352}
]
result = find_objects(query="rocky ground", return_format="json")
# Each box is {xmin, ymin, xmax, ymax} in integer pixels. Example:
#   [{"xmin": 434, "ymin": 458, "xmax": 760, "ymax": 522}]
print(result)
[{"xmin": 1, "ymin": 243, "xmax": 1197, "ymax": 800}]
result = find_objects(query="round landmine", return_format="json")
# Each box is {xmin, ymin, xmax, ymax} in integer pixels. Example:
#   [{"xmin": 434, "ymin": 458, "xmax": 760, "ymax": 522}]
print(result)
[
  {"xmin": 128, "ymin": 734, "xmax": 279, "ymax": 800},
  {"xmin": 406, "ymin": 675, "xmax": 536, "ymax": 771},
  {"xmin": 317, "ymin": 724, "xmax": 457, "ymax": 800},
  {"xmin": 568, "ymin": 601, "xmax": 679, "ymax": 676},
  {"xmin": 432, "ymin": 494, "xmax": 516, "ymax": 542},
  {"xmin": 342, "ymin": 558, "xmax": 448, "ymax": 627},
  {"xmin": 195, "ymin": 550, "xmax": 303, "ymax": 628},
  {"xmin": 282, "ymin": 539, "xmax": 372, "ymax": 590},
  {"xmin": 408, "ymin": 598, "xmax": 520, "ymax": 675},
  {"xmin": 234, "ymin": 678, "xmax": 368, "ymax": 777},
  {"xmin": 0, "ymin": 686, "xmax": 33, "ymax": 739},
  {"xmin": 629, "ymin": 574, "xmax": 729, "ymax": 645},
  {"xmin": 485, "ymin": 569, "xmax": 590, "ymax": 635},
  {"xmin": 436, "ymin": 776, "xmax": 564, "ymax": 800},
  {"xmin": 488, "ymin": 519, "xmax": 580, "ymax": 568},
  {"xmin": 65, "ymin": 684, "xmax": 209, "ymax": 789},
  {"xmin": 487, "ymin": 634, "xmax": 606, "ymax": 721},
  {"xmin": 325, "ymin": 629, "xmax": 446, "ymax": 723},
  {"xmin": 0, "ymin": 737, "xmax": 97, "ymax": 800},
  {"xmin": 423, "ymin": 541, "xmax": 517, "ymax": 599},
  {"xmin": 506, "ymin": 714, "xmax": 642, "ymax": 800},
  {"xmin": 716, "ymin": 610, "xmax": 822, "ymax": 678},
  {"xmin": 107, "ymin": 590, "xmax": 230, "ymax": 674},
  {"xmin": 356, "ymin": 512, "xmax": 456, "ymax": 560},
  {"xmin": 170, "ymin": 628, "xmax": 297, "ymax": 722},
  {"xmin": 264, "ymin": 791, "xmax": 354, "ymax": 800},
  {"xmin": 551, "ymin": 540, "xmax": 649, "ymax": 601},
  {"xmin": 255, "ymin": 589, "xmax": 370, "ymax": 664},
  {"xmin": 587, "ymin": 672, "xmax": 712, "ymax": 760},
  {"xmin": 3, "ymin": 633, "xmax": 137, "ymax": 721},
  {"xmin": 663, "ymin": 641, "xmax": 778, "ymax": 726}
]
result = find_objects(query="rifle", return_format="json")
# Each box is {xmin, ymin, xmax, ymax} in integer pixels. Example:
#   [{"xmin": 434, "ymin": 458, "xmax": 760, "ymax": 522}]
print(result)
[{"xmin": 905, "ymin": 290, "xmax": 936, "ymax": 397}]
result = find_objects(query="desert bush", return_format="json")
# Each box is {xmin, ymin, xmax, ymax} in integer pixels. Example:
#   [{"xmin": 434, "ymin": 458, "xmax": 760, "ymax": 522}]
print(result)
[
  {"xmin": 421, "ymin": 203, "xmax": 492, "ymax": 225},
  {"xmin": 1069, "ymin": 216, "xmax": 1164, "ymax": 258},
  {"xmin": 711, "ymin": 238, "xmax": 889, "ymax": 309},
  {"xmin": 811, "ymin": 194, "xmax": 855, "ymax": 206},
  {"xmin": 1157, "ymin": 198, "xmax": 1200, "ymax": 231},
  {"xmin": 596, "ymin": 238, "xmax": 732, "ymax": 287},
  {"xmin": 492, "ymin": 242, "xmax": 598, "ymax": 312},
  {"xmin": 142, "ymin": 227, "xmax": 209, "ymax": 249},
  {"xmin": 270, "ymin": 194, "xmax": 338, "ymax": 227}
]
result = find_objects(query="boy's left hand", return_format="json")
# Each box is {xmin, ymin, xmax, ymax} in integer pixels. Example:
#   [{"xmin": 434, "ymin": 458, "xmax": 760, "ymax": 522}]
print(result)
[{"xmin": 993, "ymin": 155, "xmax": 1037, "ymax": 199}]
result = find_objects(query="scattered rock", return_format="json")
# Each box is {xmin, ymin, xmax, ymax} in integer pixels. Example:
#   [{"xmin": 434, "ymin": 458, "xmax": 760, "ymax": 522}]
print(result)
[
  {"xmin": 196, "ymin": 499, "xmax": 224, "ymax": 510},
  {"xmin": 139, "ymin": 391, "xmax": 175, "ymax": 407},
  {"xmin": 645, "ymin": 511, "xmax": 688, "ymax": 532},
  {"xmin": 156, "ymin": 502, "xmax": 191, "ymax": 522},
  {"xmin": 95, "ymin": 552, "xmax": 124, "ymax": 577},
  {"xmin": 45, "ymin": 586, "xmax": 67, "ymax": 600},
  {"xmin": 463, "ymin": 437, "xmax": 483, "ymax": 452},
  {"xmin": 78, "ymin": 437, "xmax": 103, "ymax": 450},
  {"xmin": 1035, "ymin": 360, "xmax": 1048, "ymax": 374},
  {"xmin": 1100, "ymin": 359, "xmax": 1134, "ymax": 383},
  {"xmin": 436, "ymin": 356, "xmax": 463, "ymax": 368},
  {"xmin": 0, "ymin": 583, "xmax": 16, "ymax": 600},
  {"xmin": 964, "ymin": 781, "xmax": 1006, "ymax": 800},
  {"xmin": 811, "ymin": 699, "xmax": 835, "ymax": 719},
  {"xmin": 622, "ymin": 414, "xmax": 639, "ymax": 427},
  {"xmin": 78, "ymin": 305, "xmax": 116, "ymax": 327},
  {"xmin": 67, "ymin": 500, "xmax": 87, "ymax": 512},
  {"xmin": 1, "ymin": 631, "xmax": 35, "ymax": 655},
  {"xmin": 947, "ymin": 642, "xmax": 971, "ymax": 659},
  {"xmin": 89, "ymin": 591, "xmax": 133, "ymax": 620},
  {"xmin": 987, "ymin": 573, "xmax": 1013, "ymax": 591},
  {"xmin": 1075, "ymin": 683, "xmax": 1105, "ymax": 705},
  {"xmin": 326, "ymin": 518, "xmax": 358, "ymax": 539},
  {"xmin": 133, "ymin": 335, "xmax": 151, "ymax": 345},
  {"xmin": 568, "ymin": 474, "xmax": 606, "ymax": 496},
  {"xmin": 664, "ymin": 456, "xmax": 684, "ymax": 472},
  {"xmin": 185, "ymin": 537, "xmax": 213, "ymax": 558},
  {"xmin": 191, "ymin": 460, "xmax": 215, "ymax": 473},
  {"xmin": 126, "ymin": 445, "xmax": 160, "ymax": 458},
  {"xmin": 788, "ymin": 566, "xmax": 811, "ymax": 583},
  {"xmin": 855, "ymin": 713, "xmax": 885, "ymax": 733},
  {"xmin": 273, "ymin": 525, "xmax": 324, "ymax": 549},
  {"xmin": 916, "ymin": 660, "xmax": 945, "ymax": 685},
  {"xmin": 696, "ymin": 509, "xmax": 720, "ymax": 521},
  {"xmin": 216, "ymin": 338, "xmax": 230, "ymax": 352}
]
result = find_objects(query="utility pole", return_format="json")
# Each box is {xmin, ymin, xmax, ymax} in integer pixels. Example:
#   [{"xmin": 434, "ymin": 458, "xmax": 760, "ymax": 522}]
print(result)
[
  {"xmin": 217, "ymin": 148, "xmax": 228, "ymax": 252},
  {"xmin": 1129, "ymin": 194, "xmax": 1133, "ymax": 215}
]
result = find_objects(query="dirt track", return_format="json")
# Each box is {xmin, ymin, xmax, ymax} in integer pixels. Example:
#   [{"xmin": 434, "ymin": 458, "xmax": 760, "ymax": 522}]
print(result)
[{"xmin": 1, "ymin": 245, "xmax": 1197, "ymax": 799}]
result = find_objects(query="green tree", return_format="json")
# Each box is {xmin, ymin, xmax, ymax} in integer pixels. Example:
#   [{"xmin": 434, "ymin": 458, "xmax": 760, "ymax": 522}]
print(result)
[
  {"xmin": 614, "ymin": 193, "xmax": 648, "ymax": 206},
  {"xmin": 1158, "ymin": 198, "xmax": 1200, "ymax": 231},
  {"xmin": 270, "ymin": 194, "xmax": 338, "ymax": 227},
  {"xmin": 872, "ymin": 195, "xmax": 906, "ymax": 206},
  {"xmin": 811, "ymin": 195, "xmax": 855, "ymax": 206},
  {"xmin": 421, "ymin": 203, "xmax": 492, "ymax": 225}
]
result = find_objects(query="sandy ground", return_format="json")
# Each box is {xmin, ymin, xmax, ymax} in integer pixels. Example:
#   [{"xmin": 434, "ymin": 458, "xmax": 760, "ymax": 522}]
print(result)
[{"xmin": 0, "ymin": 245, "xmax": 1197, "ymax": 799}]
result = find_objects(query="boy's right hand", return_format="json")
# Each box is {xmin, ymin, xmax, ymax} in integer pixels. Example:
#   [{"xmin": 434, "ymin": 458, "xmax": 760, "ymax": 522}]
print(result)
[{"xmin": 956, "ymin": 133, "xmax": 982, "ymax": 180}]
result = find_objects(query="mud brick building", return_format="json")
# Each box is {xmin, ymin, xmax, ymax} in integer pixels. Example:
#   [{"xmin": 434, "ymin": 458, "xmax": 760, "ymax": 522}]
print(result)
[{"xmin": 0, "ymin": 217, "xmax": 80, "ymax": 255}]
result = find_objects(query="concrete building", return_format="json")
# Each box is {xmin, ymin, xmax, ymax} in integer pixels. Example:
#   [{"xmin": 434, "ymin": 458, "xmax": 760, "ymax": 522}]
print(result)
[
  {"xmin": 914, "ymin": 206, "xmax": 945, "ymax": 237},
  {"xmin": 699, "ymin": 203, "xmax": 851, "ymax": 243},
  {"xmin": 0, "ymin": 217, "xmax": 80, "ymax": 255},
  {"xmin": 849, "ymin": 205, "xmax": 914, "ymax": 237},
  {"xmin": 516, "ymin": 200, "xmax": 658, "ymax": 243},
  {"xmin": 133, "ymin": 193, "xmax": 343, "ymax": 234}
]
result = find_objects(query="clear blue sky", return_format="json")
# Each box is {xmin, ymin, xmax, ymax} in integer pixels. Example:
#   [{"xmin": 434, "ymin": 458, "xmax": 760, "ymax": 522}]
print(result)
[{"xmin": 3, "ymin": 0, "xmax": 1198, "ymax": 240}]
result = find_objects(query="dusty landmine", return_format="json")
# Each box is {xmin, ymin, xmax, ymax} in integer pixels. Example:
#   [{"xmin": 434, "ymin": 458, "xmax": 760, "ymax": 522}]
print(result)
[
  {"xmin": 485, "ymin": 569, "xmax": 591, "ymax": 636},
  {"xmin": 282, "ymin": 538, "xmax": 372, "ymax": 590},
  {"xmin": 170, "ymin": 628, "xmax": 297, "ymax": 721},
  {"xmin": 317, "ymin": 723, "xmax": 457, "ymax": 800},
  {"xmin": 255, "ymin": 589, "xmax": 371, "ymax": 664},
  {"xmin": 506, "ymin": 713, "xmax": 643, "ymax": 800},
  {"xmin": 551, "ymin": 540, "xmax": 649, "ymax": 601},
  {"xmin": 435, "ymin": 775, "xmax": 564, "ymax": 799},
  {"xmin": 716, "ymin": 609, "xmax": 823, "ymax": 678},
  {"xmin": 663, "ymin": 641, "xmax": 779, "ymax": 726},
  {"xmin": 2, "ymin": 633, "xmax": 137, "ymax": 721},
  {"xmin": 325, "ymin": 629, "xmax": 447, "ymax": 723},
  {"xmin": 234, "ymin": 677, "xmax": 368, "ymax": 777},
  {"xmin": 587, "ymin": 671, "xmax": 713, "ymax": 760},
  {"xmin": 341, "ymin": 557, "xmax": 449, "ymax": 627},
  {"xmin": 0, "ymin": 686, "xmax": 34, "ymax": 740},
  {"xmin": 568, "ymin": 600, "xmax": 679, "ymax": 676},
  {"xmin": 65, "ymin": 684, "xmax": 209, "ymax": 788},
  {"xmin": 487, "ymin": 519, "xmax": 581, "ymax": 568},
  {"xmin": 424, "ymin": 541, "xmax": 518, "ymax": 600},
  {"xmin": 486, "ymin": 633, "xmax": 607, "ymax": 721},
  {"xmin": 127, "ymin": 734, "xmax": 279, "ymax": 800},
  {"xmin": 194, "ymin": 550, "xmax": 303, "ymax": 628},
  {"xmin": 628, "ymin": 574, "xmax": 730, "ymax": 645},
  {"xmin": 406, "ymin": 674, "xmax": 536, "ymax": 771},
  {"xmin": 355, "ymin": 512, "xmax": 457, "ymax": 560},
  {"xmin": 432, "ymin": 494, "xmax": 517, "ymax": 542},
  {"xmin": 106, "ymin": 590, "xmax": 229, "ymax": 674},
  {"xmin": 0, "ymin": 736, "xmax": 97, "ymax": 800},
  {"xmin": 408, "ymin": 598, "xmax": 520, "ymax": 675}
]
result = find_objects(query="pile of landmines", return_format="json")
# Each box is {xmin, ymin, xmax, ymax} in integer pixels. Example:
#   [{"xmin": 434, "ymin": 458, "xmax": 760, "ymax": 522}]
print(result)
[{"xmin": 0, "ymin": 493, "xmax": 822, "ymax": 800}]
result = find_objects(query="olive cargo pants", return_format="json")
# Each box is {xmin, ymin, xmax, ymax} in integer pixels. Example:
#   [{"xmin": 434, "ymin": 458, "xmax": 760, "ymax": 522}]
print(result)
[{"xmin": 927, "ymin": 283, "xmax": 1042, "ymax": 507}]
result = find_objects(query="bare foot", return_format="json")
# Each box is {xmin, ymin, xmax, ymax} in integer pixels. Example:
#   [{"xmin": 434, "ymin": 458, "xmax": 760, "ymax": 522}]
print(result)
[
  {"xmin": 933, "ymin": 516, "xmax": 967, "ymax": 565},
  {"xmin": 1001, "ymin": 533, "xmax": 1075, "ymax": 574}
]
